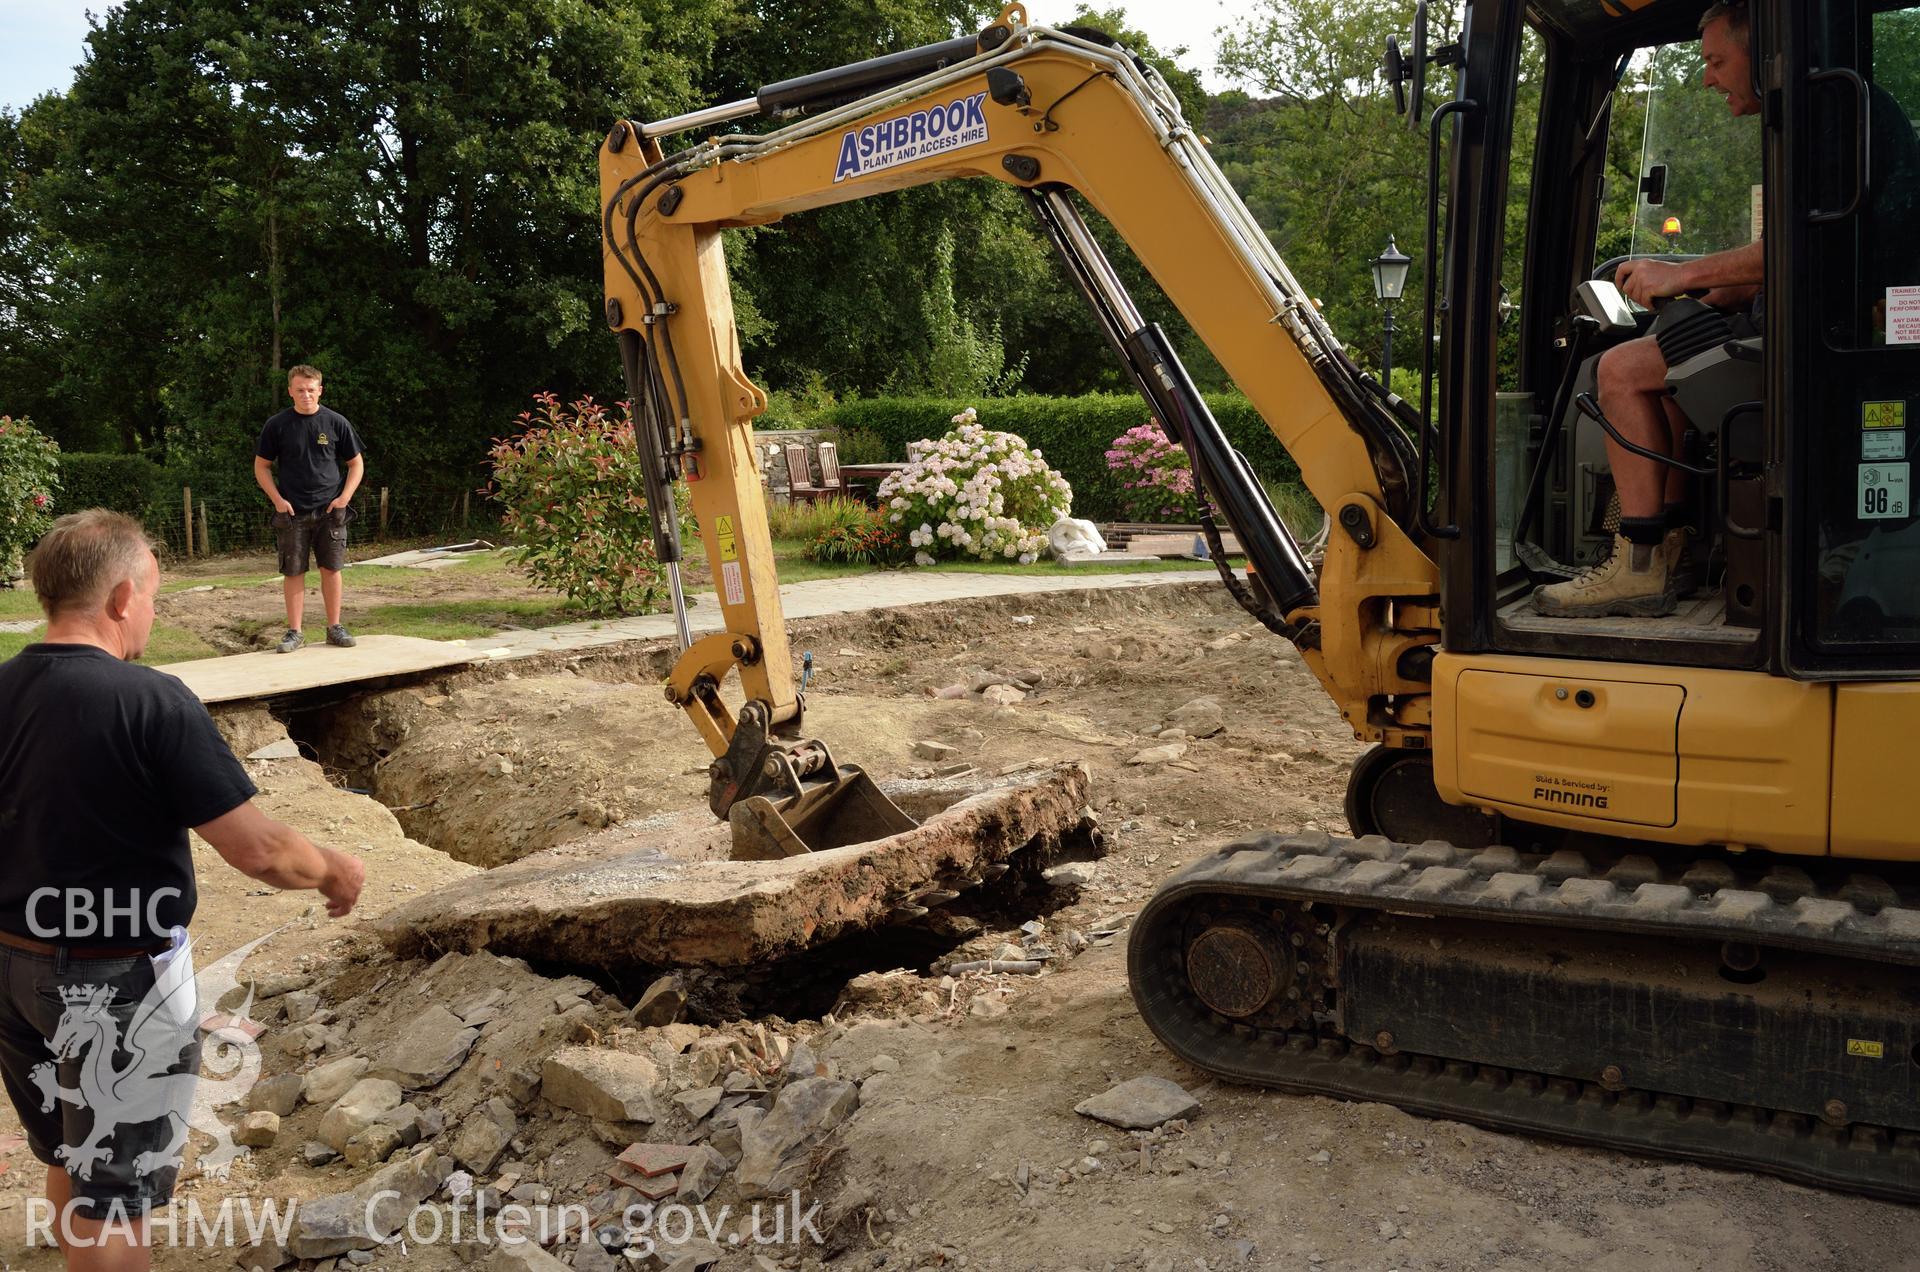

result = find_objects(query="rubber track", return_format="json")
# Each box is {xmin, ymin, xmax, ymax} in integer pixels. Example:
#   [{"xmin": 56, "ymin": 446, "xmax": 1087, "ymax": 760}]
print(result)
[{"xmin": 1128, "ymin": 831, "xmax": 1920, "ymax": 1201}]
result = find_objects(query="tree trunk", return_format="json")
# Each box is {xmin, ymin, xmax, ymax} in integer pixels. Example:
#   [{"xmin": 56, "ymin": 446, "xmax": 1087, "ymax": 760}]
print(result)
[{"xmin": 268, "ymin": 195, "xmax": 282, "ymax": 377}]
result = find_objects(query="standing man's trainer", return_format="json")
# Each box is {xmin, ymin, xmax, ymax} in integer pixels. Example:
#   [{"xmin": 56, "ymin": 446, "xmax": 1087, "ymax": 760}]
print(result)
[
  {"xmin": 0, "ymin": 510, "xmax": 364, "ymax": 1271},
  {"xmin": 254, "ymin": 365, "xmax": 364, "ymax": 653}
]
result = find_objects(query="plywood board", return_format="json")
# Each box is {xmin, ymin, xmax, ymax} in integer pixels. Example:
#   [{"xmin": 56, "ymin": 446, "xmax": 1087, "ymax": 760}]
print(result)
[{"xmin": 155, "ymin": 634, "xmax": 481, "ymax": 705}]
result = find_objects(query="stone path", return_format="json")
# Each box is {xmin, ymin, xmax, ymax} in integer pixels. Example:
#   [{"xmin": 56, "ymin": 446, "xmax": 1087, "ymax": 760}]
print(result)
[{"xmin": 462, "ymin": 568, "xmax": 1216, "ymax": 660}]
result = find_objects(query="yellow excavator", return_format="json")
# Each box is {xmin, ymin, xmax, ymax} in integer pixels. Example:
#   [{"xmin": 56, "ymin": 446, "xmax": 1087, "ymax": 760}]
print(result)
[{"xmin": 601, "ymin": 0, "xmax": 1920, "ymax": 1197}]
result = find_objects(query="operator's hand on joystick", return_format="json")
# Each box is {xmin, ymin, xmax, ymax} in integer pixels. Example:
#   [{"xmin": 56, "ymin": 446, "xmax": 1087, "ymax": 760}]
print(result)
[{"xmin": 1616, "ymin": 257, "xmax": 1688, "ymax": 308}]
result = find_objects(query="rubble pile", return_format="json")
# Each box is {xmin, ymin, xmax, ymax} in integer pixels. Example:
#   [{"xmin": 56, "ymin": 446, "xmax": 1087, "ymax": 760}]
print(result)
[{"xmin": 225, "ymin": 919, "xmax": 1108, "ymax": 1272}]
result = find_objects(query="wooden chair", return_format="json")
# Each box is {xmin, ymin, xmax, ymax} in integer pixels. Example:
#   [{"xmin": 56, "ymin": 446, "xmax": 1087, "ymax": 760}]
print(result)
[
  {"xmin": 816, "ymin": 441, "xmax": 848, "ymax": 499},
  {"xmin": 784, "ymin": 443, "xmax": 822, "ymax": 503}
]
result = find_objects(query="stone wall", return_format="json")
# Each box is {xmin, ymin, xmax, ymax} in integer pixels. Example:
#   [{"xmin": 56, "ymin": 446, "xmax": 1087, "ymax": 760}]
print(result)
[{"xmin": 751, "ymin": 429, "xmax": 830, "ymax": 496}]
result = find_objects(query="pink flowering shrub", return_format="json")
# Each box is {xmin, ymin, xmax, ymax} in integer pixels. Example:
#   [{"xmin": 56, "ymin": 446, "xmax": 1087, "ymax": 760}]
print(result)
[
  {"xmin": 0, "ymin": 416, "xmax": 60, "ymax": 582},
  {"xmin": 1104, "ymin": 420, "xmax": 1200, "ymax": 523},
  {"xmin": 878, "ymin": 408, "xmax": 1072, "ymax": 565},
  {"xmin": 487, "ymin": 393, "xmax": 690, "ymax": 614}
]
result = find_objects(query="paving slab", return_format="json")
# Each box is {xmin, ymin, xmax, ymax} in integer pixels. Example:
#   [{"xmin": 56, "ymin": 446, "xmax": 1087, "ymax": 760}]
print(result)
[
  {"xmin": 464, "ymin": 570, "xmax": 1215, "ymax": 659},
  {"xmin": 375, "ymin": 764, "xmax": 1095, "ymax": 970},
  {"xmin": 155, "ymin": 634, "xmax": 482, "ymax": 704}
]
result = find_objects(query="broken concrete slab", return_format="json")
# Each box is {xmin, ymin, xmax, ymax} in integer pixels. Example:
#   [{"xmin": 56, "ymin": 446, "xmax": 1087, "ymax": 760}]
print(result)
[
  {"xmin": 367, "ymin": 1004, "xmax": 479, "ymax": 1088},
  {"xmin": 1164, "ymin": 696, "xmax": 1225, "ymax": 738},
  {"xmin": 542, "ymin": 1048, "xmax": 659, "ymax": 1123},
  {"xmin": 249, "ymin": 1073, "xmax": 304, "ymax": 1118},
  {"xmin": 450, "ymin": 1099, "xmax": 517, "ymax": 1175},
  {"xmin": 319, "ymin": 1079, "xmax": 403, "ymax": 1152},
  {"xmin": 630, "ymin": 974, "xmax": 686, "ymax": 1026},
  {"xmin": 735, "ymin": 1077, "xmax": 859, "ymax": 1199},
  {"xmin": 237, "ymin": 1111, "xmax": 280, "ymax": 1148},
  {"xmin": 486, "ymin": 1239, "xmax": 570, "ymax": 1272},
  {"xmin": 1074, "ymin": 1076, "xmax": 1202, "ymax": 1130},
  {"xmin": 289, "ymin": 1147, "xmax": 452, "ymax": 1257},
  {"xmin": 302, "ymin": 1056, "xmax": 369, "ymax": 1107},
  {"xmin": 375, "ymin": 766, "xmax": 1097, "ymax": 971},
  {"xmin": 343, "ymin": 1124, "xmax": 402, "ymax": 1167},
  {"xmin": 675, "ymin": 1146, "xmax": 729, "ymax": 1204},
  {"xmin": 1129, "ymin": 742, "xmax": 1189, "ymax": 766},
  {"xmin": 673, "ymin": 1086, "xmax": 724, "ymax": 1122}
]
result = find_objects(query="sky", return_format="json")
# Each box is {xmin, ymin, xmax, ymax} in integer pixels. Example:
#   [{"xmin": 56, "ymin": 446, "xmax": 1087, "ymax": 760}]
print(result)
[{"xmin": 0, "ymin": 0, "xmax": 1263, "ymax": 114}]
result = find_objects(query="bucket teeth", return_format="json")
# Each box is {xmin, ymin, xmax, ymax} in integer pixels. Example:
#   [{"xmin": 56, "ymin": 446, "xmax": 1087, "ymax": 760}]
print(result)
[
  {"xmin": 915, "ymin": 888, "xmax": 962, "ymax": 906},
  {"xmin": 889, "ymin": 903, "xmax": 931, "ymax": 922},
  {"xmin": 982, "ymin": 863, "xmax": 1011, "ymax": 881}
]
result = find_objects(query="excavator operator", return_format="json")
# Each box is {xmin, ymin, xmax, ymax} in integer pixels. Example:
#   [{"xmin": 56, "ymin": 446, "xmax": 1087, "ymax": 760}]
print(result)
[{"xmin": 1535, "ymin": 0, "xmax": 1762, "ymax": 619}]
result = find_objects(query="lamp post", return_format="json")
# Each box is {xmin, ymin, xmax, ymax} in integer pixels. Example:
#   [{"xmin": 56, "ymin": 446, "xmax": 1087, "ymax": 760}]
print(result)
[{"xmin": 1371, "ymin": 234, "xmax": 1413, "ymax": 386}]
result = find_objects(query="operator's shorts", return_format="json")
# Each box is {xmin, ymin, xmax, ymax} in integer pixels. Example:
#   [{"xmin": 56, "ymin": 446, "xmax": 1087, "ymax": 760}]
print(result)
[
  {"xmin": 0, "ymin": 943, "xmax": 201, "ymax": 1219},
  {"xmin": 274, "ymin": 507, "xmax": 350, "ymax": 575}
]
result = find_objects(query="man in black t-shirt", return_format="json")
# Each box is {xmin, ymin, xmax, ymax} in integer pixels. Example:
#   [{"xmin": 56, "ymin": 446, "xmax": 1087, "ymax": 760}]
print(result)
[
  {"xmin": 0, "ymin": 510, "xmax": 364, "ymax": 1265},
  {"xmin": 253, "ymin": 364, "xmax": 365, "ymax": 653}
]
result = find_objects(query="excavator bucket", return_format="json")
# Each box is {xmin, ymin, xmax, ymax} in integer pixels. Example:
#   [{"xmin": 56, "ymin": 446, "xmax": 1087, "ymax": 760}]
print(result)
[{"xmin": 727, "ymin": 763, "xmax": 918, "ymax": 860}]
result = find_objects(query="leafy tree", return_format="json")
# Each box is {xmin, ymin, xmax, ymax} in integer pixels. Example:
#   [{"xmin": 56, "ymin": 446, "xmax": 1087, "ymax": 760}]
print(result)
[
  {"xmin": 1211, "ymin": 0, "xmax": 1442, "ymax": 373},
  {"xmin": 1, "ymin": 0, "xmax": 734, "ymax": 526}
]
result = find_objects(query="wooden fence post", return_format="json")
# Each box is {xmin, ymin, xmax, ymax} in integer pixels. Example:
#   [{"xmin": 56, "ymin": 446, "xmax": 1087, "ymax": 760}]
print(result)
[
  {"xmin": 379, "ymin": 487, "xmax": 390, "ymax": 539},
  {"xmin": 197, "ymin": 503, "xmax": 210, "ymax": 557},
  {"xmin": 182, "ymin": 487, "xmax": 193, "ymax": 559},
  {"xmin": 460, "ymin": 489, "xmax": 470, "ymax": 528}
]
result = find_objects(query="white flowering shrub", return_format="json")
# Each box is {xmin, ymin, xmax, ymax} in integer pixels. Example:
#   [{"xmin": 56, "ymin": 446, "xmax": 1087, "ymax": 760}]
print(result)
[{"xmin": 877, "ymin": 408, "xmax": 1072, "ymax": 566}]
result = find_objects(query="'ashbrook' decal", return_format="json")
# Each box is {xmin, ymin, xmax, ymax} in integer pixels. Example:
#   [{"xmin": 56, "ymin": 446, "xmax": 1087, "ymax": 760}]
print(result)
[{"xmin": 833, "ymin": 93, "xmax": 989, "ymax": 183}]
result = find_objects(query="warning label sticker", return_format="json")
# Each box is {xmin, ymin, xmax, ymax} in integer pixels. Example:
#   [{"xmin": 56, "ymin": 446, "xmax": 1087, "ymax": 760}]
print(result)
[
  {"xmin": 721, "ymin": 560, "xmax": 744, "ymax": 606},
  {"xmin": 1858, "ymin": 462, "xmax": 1910, "ymax": 519},
  {"xmin": 715, "ymin": 515, "xmax": 738, "ymax": 563},
  {"xmin": 1848, "ymin": 1039, "xmax": 1885, "ymax": 1059},
  {"xmin": 1891, "ymin": 287, "xmax": 1920, "ymax": 345},
  {"xmin": 1863, "ymin": 430, "xmax": 1905, "ymax": 460},
  {"xmin": 1863, "ymin": 400, "xmax": 1908, "ymax": 429}
]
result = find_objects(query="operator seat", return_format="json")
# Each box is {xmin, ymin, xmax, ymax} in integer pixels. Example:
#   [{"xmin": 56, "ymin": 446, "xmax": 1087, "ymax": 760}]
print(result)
[{"xmin": 1655, "ymin": 300, "xmax": 1765, "ymax": 626}]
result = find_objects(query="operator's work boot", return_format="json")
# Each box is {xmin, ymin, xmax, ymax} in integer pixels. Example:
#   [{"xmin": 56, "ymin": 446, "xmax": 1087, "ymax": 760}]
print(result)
[
  {"xmin": 1533, "ymin": 533, "xmax": 1676, "ymax": 618},
  {"xmin": 276, "ymin": 628, "xmax": 304, "ymax": 653},
  {"xmin": 326, "ymin": 624, "xmax": 357, "ymax": 648}
]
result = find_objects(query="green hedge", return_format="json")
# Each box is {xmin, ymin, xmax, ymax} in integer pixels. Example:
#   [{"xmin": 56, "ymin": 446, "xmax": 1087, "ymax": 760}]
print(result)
[
  {"xmin": 148, "ymin": 464, "xmax": 279, "ymax": 555},
  {"xmin": 51, "ymin": 452, "xmax": 269, "ymax": 554},
  {"xmin": 55, "ymin": 453, "xmax": 163, "ymax": 517},
  {"xmin": 813, "ymin": 394, "xmax": 1301, "ymax": 522}
]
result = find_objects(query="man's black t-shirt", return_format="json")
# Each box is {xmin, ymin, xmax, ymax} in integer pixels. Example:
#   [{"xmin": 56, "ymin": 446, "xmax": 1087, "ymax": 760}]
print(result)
[
  {"xmin": 256, "ymin": 406, "xmax": 364, "ymax": 515},
  {"xmin": 0, "ymin": 645, "xmax": 257, "ymax": 942}
]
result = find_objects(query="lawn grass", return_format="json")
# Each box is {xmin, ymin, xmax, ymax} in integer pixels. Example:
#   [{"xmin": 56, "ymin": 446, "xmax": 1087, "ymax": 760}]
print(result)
[
  {"xmin": 0, "ymin": 624, "xmax": 217, "ymax": 666},
  {"xmin": 159, "ymin": 571, "xmax": 278, "ymax": 594},
  {"xmin": 0, "ymin": 589, "xmax": 40, "ymax": 620},
  {"xmin": 350, "ymin": 597, "xmax": 575, "ymax": 640}
]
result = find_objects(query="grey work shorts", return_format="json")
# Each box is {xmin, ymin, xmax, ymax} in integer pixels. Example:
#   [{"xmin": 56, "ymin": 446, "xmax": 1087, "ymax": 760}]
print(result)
[
  {"xmin": 274, "ymin": 507, "xmax": 349, "ymax": 575},
  {"xmin": 0, "ymin": 945, "xmax": 201, "ymax": 1218}
]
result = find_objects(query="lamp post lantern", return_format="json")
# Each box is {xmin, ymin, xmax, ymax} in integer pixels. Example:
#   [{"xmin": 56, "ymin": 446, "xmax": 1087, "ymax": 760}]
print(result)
[{"xmin": 1371, "ymin": 234, "xmax": 1413, "ymax": 386}]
